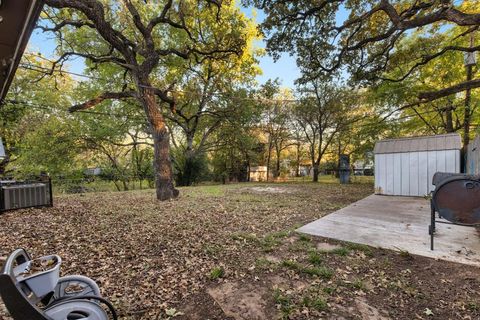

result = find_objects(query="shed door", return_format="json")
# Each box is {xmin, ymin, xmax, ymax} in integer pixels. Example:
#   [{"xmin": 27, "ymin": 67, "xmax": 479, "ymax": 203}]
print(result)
[{"xmin": 375, "ymin": 151, "xmax": 460, "ymax": 196}]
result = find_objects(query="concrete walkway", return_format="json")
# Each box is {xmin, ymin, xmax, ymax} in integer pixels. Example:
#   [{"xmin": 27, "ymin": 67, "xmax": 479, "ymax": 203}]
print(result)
[{"xmin": 298, "ymin": 195, "xmax": 480, "ymax": 266}]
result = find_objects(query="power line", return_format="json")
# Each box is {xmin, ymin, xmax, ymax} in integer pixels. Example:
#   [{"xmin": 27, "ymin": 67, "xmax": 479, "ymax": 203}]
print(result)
[
  {"xmin": 15, "ymin": 56, "xmax": 468, "ymax": 128},
  {"xmin": 3, "ymin": 99, "xmax": 146, "ymax": 121},
  {"xmin": 2, "ymin": 98, "xmax": 453, "ymax": 132},
  {"xmin": 19, "ymin": 62, "xmax": 301, "ymax": 104}
]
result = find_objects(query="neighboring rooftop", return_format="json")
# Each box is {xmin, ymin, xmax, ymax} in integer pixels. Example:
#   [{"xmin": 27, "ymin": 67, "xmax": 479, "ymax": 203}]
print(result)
[
  {"xmin": 0, "ymin": 0, "xmax": 44, "ymax": 102},
  {"xmin": 374, "ymin": 133, "xmax": 462, "ymax": 154}
]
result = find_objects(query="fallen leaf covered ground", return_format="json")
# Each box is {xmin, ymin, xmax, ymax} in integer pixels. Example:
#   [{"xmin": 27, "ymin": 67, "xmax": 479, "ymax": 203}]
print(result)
[{"xmin": 0, "ymin": 181, "xmax": 479, "ymax": 319}]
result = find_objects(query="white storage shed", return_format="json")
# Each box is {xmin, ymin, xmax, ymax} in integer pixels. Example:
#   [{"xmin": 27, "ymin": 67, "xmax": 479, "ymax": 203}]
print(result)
[{"xmin": 374, "ymin": 133, "xmax": 462, "ymax": 197}]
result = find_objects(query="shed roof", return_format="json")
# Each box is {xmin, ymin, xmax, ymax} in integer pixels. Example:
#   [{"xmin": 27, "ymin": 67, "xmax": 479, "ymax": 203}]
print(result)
[{"xmin": 374, "ymin": 133, "xmax": 462, "ymax": 154}]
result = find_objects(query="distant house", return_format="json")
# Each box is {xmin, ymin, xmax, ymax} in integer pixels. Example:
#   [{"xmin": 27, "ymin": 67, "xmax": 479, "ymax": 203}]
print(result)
[
  {"xmin": 249, "ymin": 166, "xmax": 268, "ymax": 182},
  {"xmin": 0, "ymin": 138, "xmax": 5, "ymax": 160},
  {"xmin": 353, "ymin": 159, "xmax": 374, "ymax": 175},
  {"xmin": 84, "ymin": 167, "xmax": 102, "ymax": 176}
]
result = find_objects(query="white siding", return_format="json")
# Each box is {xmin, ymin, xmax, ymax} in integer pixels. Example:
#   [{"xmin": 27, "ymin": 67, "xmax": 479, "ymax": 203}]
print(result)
[
  {"xmin": 375, "ymin": 150, "xmax": 460, "ymax": 197},
  {"xmin": 400, "ymin": 153, "xmax": 410, "ymax": 196},
  {"xmin": 436, "ymin": 150, "xmax": 446, "ymax": 173},
  {"xmin": 393, "ymin": 154, "xmax": 402, "ymax": 195},
  {"xmin": 445, "ymin": 150, "xmax": 456, "ymax": 172},
  {"xmin": 409, "ymin": 152, "xmax": 419, "ymax": 196},
  {"xmin": 385, "ymin": 154, "xmax": 395, "ymax": 194},
  {"xmin": 427, "ymin": 151, "xmax": 437, "ymax": 193},
  {"xmin": 418, "ymin": 152, "xmax": 429, "ymax": 196}
]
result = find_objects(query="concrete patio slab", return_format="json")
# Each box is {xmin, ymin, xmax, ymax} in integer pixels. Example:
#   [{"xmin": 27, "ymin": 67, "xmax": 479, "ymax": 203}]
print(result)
[{"xmin": 298, "ymin": 194, "xmax": 480, "ymax": 266}]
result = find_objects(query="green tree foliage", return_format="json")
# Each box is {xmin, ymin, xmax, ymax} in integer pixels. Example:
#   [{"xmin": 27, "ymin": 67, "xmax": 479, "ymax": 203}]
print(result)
[
  {"xmin": 210, "ymin": 89, "xmax": 263, "ymax": 183},
  {"xmin": 164, "ymin": 18, "xmax": 261, "ymax": 186},
  {"xmin": 369, "ymin": 26, "xmax": 479, "ymax": 146},
  {"xmin": 294, "ymin": 80, "xmax": 364, "ymax": 182},
  {"xmin": 15, "ymin": 116, "xmax": 83, "ymax": 177},
  {"xmin": 257, "ymin": 80, "xmax": 294, "ymax": 180},
  {"xmin": 42, "ymin": 0, "xmax": 257, "ymax": 200},
  {"xmin": 1, "ymin": 55, "xmax": 76, "ymax": 176},
  {"xmin": 246, "ymin": 0, "xmax": 480, "ymax": 101}
]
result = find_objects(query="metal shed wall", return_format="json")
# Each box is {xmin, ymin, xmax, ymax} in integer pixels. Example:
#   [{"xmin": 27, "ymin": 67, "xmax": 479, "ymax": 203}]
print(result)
[
  {"xmin": 374, "ymin": 134, "xmax": 461, "ymax": 197},
  {"xmin": 466, "ymin": 135, "xmax": 480, "ymax": 174}
]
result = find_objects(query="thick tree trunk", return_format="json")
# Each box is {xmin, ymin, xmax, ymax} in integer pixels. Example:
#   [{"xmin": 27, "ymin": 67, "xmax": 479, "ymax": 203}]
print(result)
[
  {"xmin": 275, "ymin": 147, "xmax": 281, "ymax": 179},
  {"xmin": 296, "ymin": 143, "xmax": 301, "ymax": 177},
  {"xmin": 266, "ymin": 143, "xmax": 272, "ymax": 182},
  {"xmin": 152, "ymin": 129, "xmax": 179, "ymax": 200},
  {"xmin": 178, "ymin": 146, "xmax": 196, "ymax": 187},
  {"xmin": 464, "ymin": 64, "xmax": 473, "ymax": 150},
  {"xmin": 445, "ymin": 105, "xmax": 454, "ymax": 133},
  {"xmin": 140, "ymin": 86, "xmax": 179, "ymax": 200},
  {"xmin": 312, "ymin": 164, "xmax": 320, "ymax": 182}
]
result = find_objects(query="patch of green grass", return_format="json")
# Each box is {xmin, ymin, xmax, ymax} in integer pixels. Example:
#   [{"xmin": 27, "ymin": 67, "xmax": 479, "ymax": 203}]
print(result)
[
  {"xmin": 398, "ymin": 249, "xmax": 413, "ymax": 259},
  {"xmin": 255, "ymin": 258, "xmax": 277, "ymax": 270},
  {"xmin": 303, "ymin": 266, "xmax": 334, "ymax": 279},
  {"xmin": 308, "ymin": 251, "xmax": 323, "ymax": 266},
  {"xmin": 298, "ymin": 234, "xmax": 312, "ymax": 242},
  {"xmin": 259, "ymin": 230, "xmax": 291, "ymax": 252},
  {"xmin": 288, "ymin": 239, "xmax": 315, "ymax": 252},
  {"xmin": 352, "ymin": 279, "xmax": 367, "ymax": 291},
  {"xmin": 188, "ymin": 185, "xmax": 225, "ymax": 197},
  {"xmin": 301, "ymin": 295, "xmax": 328, "ymax": 311},
  {"xmin": 282, "ymin": 259, "xmax": 302, "ymax": 271},
  {"xmin": 203, "ymin": 244, "xmax": 223, "ymax": 256},
  {"xmin": 282, "ymin": 259, "xmax": 334, "ymax": 279},
  {"xmin": 330, "ymin": 247, "xmax": 350, "ymax": 256},
  {"xmin": 323, "ymin": 287, "xmax": 335, "ymax": 295},
  {"xmin": 350, "ymin": 176, "xmax": 375, "ymax": 184},
  {"xmin": 344, "ymin": 242, "xmax": 373, "ymax": 256},
  {"xmin": 273, "ymin": 289, "xmax": 294, "ymax": 318},
  {"xmin": 232, "ymin": 194, "xmax": 264, "ymax": 202},
  {"xmin": 467, "ymin": 301, "xmax": 479, "ymax": 312},
  {"xmin": 230, "ymin": 232, "xmax": 258, "ymax": 242},
  {"xmin": 209, "ymin": 266, "xmax": 225, "ymax": 280}
]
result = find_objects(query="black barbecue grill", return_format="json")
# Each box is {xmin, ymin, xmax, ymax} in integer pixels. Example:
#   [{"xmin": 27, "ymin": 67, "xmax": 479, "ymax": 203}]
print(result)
[{"xmin": 429, "ymin": 172, "xmax": 480, "ymax": 250}]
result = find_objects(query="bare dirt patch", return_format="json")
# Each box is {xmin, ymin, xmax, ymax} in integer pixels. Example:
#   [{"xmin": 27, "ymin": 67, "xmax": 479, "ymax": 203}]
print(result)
[
  {"xmin": 240, "ymin": 186, "xmax": 296, "ymax": 194},
  {"xmin": 207, "ymin": 281, "xmax": 278, "ymax": 320}
]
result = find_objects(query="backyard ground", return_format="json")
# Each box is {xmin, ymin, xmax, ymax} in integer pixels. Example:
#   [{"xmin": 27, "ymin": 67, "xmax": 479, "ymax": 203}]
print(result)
[{"xmin": 0, "ymin": 180, "xmax": 479, "ymax": 320}]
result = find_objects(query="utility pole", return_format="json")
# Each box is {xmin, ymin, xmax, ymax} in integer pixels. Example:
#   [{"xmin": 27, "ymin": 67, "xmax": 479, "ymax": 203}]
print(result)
[{"xmin": 463, "ymin": 32, "xmax": 476, "ymax": 150}]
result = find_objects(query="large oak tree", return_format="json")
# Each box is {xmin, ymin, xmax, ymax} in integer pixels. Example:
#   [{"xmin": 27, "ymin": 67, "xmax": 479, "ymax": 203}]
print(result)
[{"xmin": 42, "ymin": 0, "xmax": 250, "ymax": 200}]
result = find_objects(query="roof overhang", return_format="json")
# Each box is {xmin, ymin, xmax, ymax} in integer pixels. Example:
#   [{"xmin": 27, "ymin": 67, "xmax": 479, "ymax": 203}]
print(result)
[
  {"xmin": 0, "ymin": 0, "xmax": 44, "ymax": 102},
  {"xmin": 374, "ymin": 133, "xmax": 462, "ymax": 154}
]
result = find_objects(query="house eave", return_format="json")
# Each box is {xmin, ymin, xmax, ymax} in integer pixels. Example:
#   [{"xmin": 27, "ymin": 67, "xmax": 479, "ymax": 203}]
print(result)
[{"xmin": 0, "ymin": 0, "xmax": 44, "ymax": 102}]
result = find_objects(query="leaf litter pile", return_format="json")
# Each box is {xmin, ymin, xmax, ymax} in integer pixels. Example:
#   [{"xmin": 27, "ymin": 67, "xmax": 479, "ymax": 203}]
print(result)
[{"xmin": 0, "ymin": 182, "xmax": 479, "ymax": 319}]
